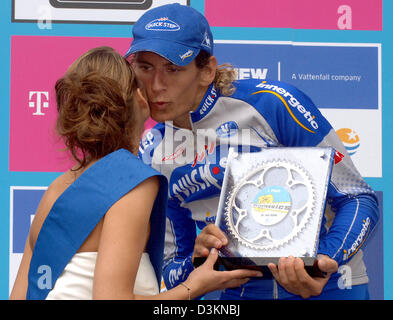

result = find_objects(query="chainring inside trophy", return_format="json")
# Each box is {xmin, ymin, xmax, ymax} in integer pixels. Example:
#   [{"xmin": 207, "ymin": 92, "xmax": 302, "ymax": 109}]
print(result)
[{"xmin": 225, "ymin": 160, "xmax": 316, "ymax": 251}]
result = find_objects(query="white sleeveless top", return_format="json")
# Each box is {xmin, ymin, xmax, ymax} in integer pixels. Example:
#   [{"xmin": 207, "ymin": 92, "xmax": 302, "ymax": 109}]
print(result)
[{"xmin": 46, "ymin": 252, "xmax": 159, "ymax": 299}]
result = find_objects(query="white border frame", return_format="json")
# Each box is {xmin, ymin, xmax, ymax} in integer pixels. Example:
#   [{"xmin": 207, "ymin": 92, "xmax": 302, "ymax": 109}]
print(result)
[{"xmin": 9, "ymin": 186, "xmax": 48, "ymax": 295}]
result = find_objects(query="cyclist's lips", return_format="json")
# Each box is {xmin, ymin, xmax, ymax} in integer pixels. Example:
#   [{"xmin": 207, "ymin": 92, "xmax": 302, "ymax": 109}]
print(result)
[{"xmin": 150, "ymin": 101, "xmax": 169, "ymax": 110}]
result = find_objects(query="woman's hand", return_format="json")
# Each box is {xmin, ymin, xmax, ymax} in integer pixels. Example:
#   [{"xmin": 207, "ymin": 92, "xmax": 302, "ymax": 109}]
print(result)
[{"xmin": 185, "ymin": 248, "xmax": 262, "ymax": 299}]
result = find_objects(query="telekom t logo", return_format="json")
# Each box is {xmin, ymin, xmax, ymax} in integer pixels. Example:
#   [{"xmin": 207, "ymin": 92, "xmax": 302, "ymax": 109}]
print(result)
[{"xmin": 29, "ymin": 91, "xmax": 49, "ymax": 116}]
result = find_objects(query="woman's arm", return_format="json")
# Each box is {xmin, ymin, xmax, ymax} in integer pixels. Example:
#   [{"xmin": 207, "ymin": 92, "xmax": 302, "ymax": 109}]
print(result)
[
  {"xmin": 134, "ymin": 247, "xmax": 261, "ymax": 300},
  {"xmin": 9, "ymin": 237, "xmax": 33, "ymax": 300},
  {"xmin": 93, "ymin": 175, "xmax": 159, "ymax": 299},
  {"xmin": 9, "ymin": 180, "xmax": 61, "ymax": 300},
  {"xmin": 93, "ymin": 175, "xmax": 261, "ymax": 300}
]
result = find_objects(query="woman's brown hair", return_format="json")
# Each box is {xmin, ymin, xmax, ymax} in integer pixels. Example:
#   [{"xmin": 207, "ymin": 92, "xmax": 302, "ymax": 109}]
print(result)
[{"xmin": 55, "ymin": 46, "xmax": 138, "ymax": 170}]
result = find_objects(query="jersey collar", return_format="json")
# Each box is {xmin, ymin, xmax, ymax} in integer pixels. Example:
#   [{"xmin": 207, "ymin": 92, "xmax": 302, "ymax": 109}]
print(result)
[{"xmin": 190, "ymin": 83, "xmax": 220, "ymax": 123}]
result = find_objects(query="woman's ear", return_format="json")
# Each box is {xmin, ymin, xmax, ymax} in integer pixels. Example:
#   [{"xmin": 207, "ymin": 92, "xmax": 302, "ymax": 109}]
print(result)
[
  {"xmin": 126, "ymin": 53, "xmax": 136, "ymax": 67},
  {"xmin": 135, "ymin": 87, "xmax": 149, "ymax": 110},
  {"xmin": 199, "ymin": 56, "xmax": 218, "ymax": 86},
  {"xmin": 135, "ymin": 87, "xmax": 150, "ymax": 121}
]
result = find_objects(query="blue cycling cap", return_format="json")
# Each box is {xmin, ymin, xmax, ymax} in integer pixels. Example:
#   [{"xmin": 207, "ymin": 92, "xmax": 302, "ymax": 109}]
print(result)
[{"xmin": 125, "ymin": 3, "xmax": 213, "ymax": 66}]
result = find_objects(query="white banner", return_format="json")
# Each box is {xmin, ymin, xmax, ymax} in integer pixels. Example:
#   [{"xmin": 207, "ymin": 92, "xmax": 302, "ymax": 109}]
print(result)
[
  {"xmin": 13, "ymin": 0, "xmax": 189, "ymax": 24},
  {"xmin": 320, "ymin": 108, "xmax": 382, "ymax": 178}
]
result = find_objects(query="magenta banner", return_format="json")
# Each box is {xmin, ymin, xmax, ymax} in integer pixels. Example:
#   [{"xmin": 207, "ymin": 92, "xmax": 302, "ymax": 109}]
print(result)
[
  {"xmin": 9, "ymin": 36, "xmax": 136, "ymax": 172},
  {"xmin": 205, "ymin": 0, "xmax": 382, "ymax": 30}
]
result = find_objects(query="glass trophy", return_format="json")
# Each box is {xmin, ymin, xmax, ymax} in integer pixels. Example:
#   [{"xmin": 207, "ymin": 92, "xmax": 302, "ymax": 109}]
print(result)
[{"xmin": 213, "ymin": 147, "xmax": 334, "ymax": 277}]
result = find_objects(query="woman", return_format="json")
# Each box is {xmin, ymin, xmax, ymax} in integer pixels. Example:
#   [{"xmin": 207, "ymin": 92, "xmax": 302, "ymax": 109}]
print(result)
[{"xmin": 9, "ymin": 46, "xmax": 261, "ymax": 300}]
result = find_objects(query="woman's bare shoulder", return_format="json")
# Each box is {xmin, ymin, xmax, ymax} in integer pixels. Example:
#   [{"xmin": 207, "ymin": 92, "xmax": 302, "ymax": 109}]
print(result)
[{"xmin": 28, "ymin": 171, "xmax": 76, "ymax": 250}]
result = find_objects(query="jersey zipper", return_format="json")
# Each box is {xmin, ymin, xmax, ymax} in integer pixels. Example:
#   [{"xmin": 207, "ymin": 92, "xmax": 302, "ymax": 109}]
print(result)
[{"xmin": 189, "ymin": 112, "xmax": 195, "ymax": 132}]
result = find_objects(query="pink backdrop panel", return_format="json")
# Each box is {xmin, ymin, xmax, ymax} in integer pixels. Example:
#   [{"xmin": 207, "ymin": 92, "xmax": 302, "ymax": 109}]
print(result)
[
  {"xmin": 10, "ymin": 35, "xmax": 156, "ymax": 172},
  {"xmin": 205, "ymin": 0, "xmax": 382, "ymax": 30}
]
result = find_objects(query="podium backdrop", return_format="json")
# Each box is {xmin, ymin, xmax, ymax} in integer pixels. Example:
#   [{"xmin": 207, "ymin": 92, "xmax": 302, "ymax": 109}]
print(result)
[{"xmin": 1, "ymin": 0, "xmax": 391, "ymax": 300}]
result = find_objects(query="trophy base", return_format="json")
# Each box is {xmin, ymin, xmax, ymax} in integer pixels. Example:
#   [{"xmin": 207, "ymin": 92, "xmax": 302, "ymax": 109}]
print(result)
[{"xmin": 193, "ymin": 256, "xmax": 327, "ymax": 279}]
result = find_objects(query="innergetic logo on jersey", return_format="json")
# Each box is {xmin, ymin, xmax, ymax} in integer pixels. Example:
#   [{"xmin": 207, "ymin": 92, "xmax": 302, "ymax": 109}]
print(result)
[
  {"xmin": 336, "ymin": 128, "xmax": 360, "ymax": 156},
  {"xmin": 216, "ymin": 121, "xmax": 239, "ymax": 138},
  {"xmin": 343, "ymin": 217, "xmax": 371, "ymax": 261},
  {"xmin": 253, "ymin": 82, "xmax": 319, "ymax": 133},
  {"xmin": 145, "ymin": 17, "xmax": 180, "ymax": 31}
]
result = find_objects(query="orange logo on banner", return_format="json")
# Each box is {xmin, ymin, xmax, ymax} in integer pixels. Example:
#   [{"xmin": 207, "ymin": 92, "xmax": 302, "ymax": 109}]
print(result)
[{"xmin": 336, "ymin": 128, "xmax": 360, "ymax": 156}]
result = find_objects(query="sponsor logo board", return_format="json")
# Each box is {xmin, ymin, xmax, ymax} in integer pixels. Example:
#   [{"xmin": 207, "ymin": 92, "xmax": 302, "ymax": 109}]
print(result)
[
  {"xmin": 206, "ymin": 0, "xmax": 382, "ymax": 30},
  {"xmin": 9, "ymin": 187, "xmax": 47, "ymax": 294},
  {"xmin": 214, "ymin": 41, "xmax": 381, "ymax": 110},
  {"xmin": 12, "ymin": 0, "xmax": 188, "ymax": 24}
]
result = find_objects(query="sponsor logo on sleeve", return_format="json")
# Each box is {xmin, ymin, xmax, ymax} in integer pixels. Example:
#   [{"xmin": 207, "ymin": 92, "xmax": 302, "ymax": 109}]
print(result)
[
  {"xmin": 216, "ymin": 121, "xmax": 239, "ymax": 138},
  {"xmin": 343, "ymin": 217, "xmax": 371, "ymax": 261}
]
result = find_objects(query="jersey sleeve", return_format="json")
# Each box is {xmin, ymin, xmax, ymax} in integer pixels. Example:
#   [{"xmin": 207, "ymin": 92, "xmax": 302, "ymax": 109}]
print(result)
[
  {"xmin": 246, "ymin": 80, "xmax": 333, "ymax": 147},
  {"xmin": 247, "ymin": 80, "xmax": 379, "ymax": 266},
  {"xmin": 138, "ymin": 123, "xmax": 165, "ymax": 166},
  {"xmin": 315, "ymin": 131, "xmax": 379, "ymax": 266},
  {"xmin": 162, "ymin": 198, "xmax": 196, "ymax": 289},
  {"xmin": 138, "ymin": 123, "xmax": 198, "ymax": 290}
]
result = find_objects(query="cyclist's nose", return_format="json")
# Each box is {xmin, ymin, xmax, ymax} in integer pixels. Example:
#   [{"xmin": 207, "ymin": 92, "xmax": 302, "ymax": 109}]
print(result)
[{"xmin": 151, "ymin": 70, "xmax": 166, "ymax": 93}]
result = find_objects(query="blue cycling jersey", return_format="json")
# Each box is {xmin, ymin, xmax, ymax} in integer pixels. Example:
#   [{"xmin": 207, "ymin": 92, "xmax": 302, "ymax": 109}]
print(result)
[{"xmin": 139, "ymin": 79, "xmax": 379, "ymax": 299}]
